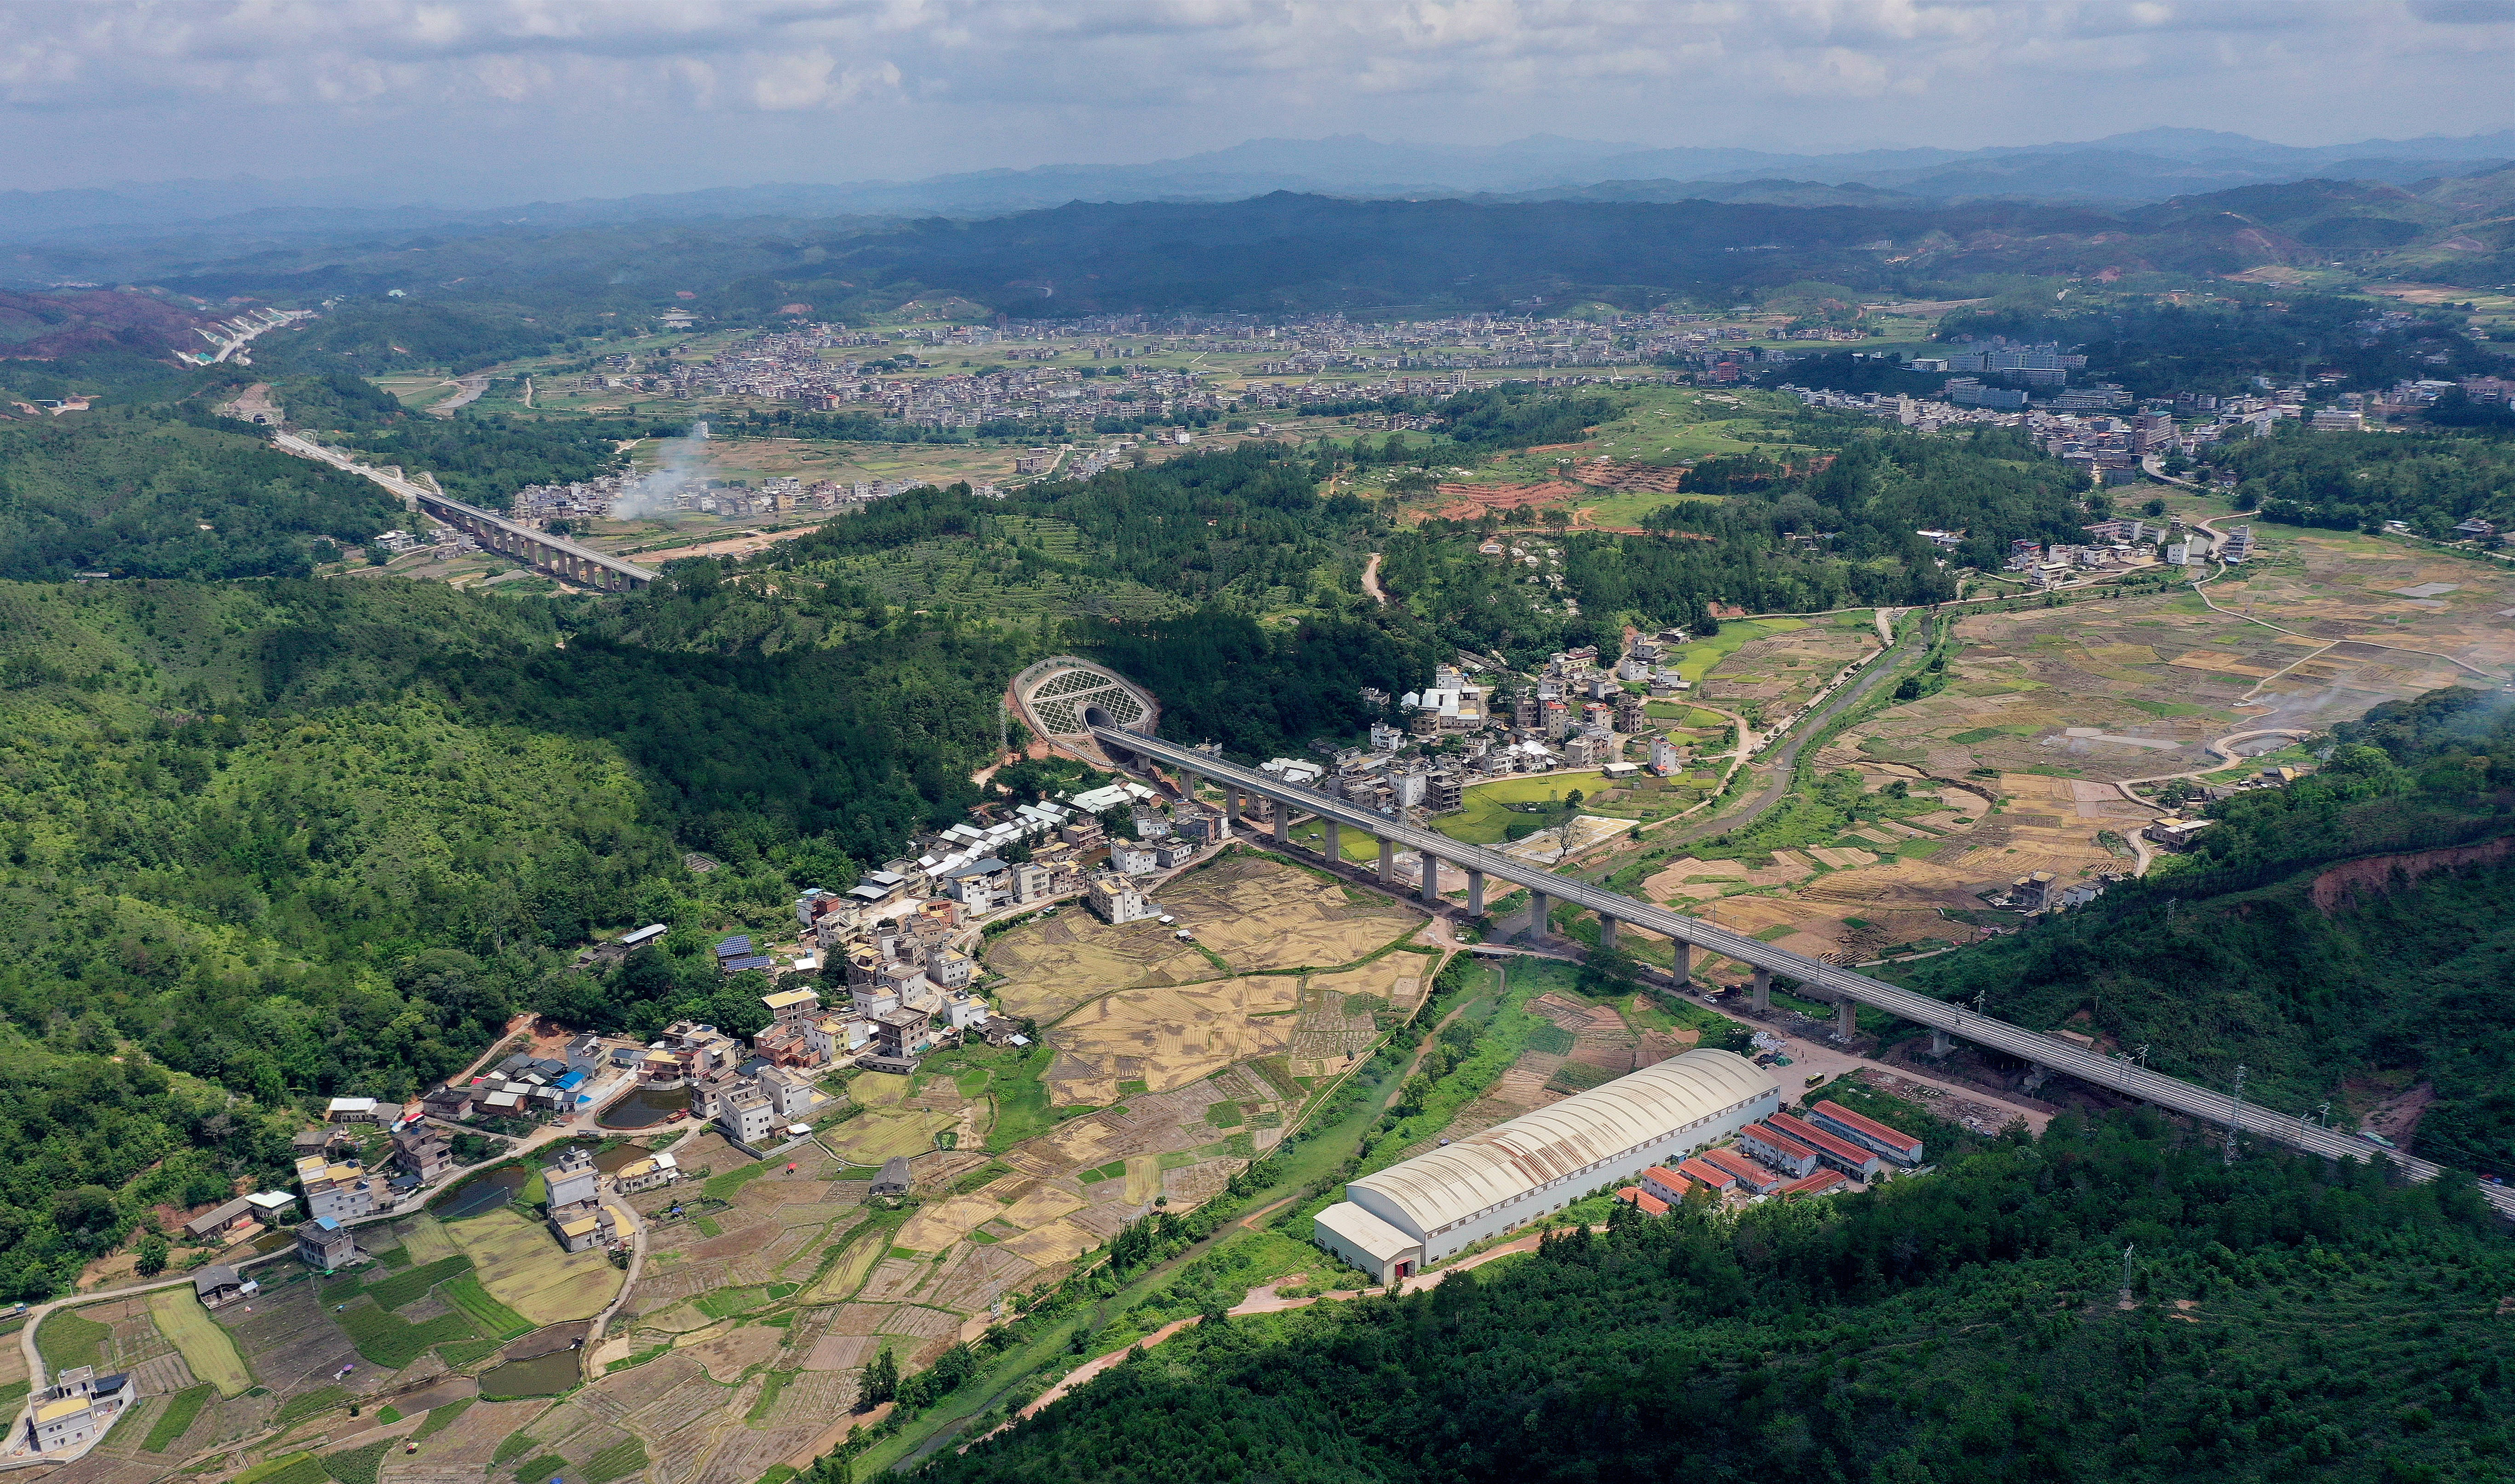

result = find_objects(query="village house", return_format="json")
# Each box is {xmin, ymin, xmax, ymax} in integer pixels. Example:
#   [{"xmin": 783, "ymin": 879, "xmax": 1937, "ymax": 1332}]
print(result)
[
  {"xmin": 22, "ymin": 1367, "xmax": 134, "ymax": 1454},
  {"xmin": 296, "ymin": 1216, "xmax": 357, "ymax": 1271}
]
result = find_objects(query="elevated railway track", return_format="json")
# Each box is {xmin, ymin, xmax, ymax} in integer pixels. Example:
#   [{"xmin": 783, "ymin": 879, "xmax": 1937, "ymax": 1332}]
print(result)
[{"xmin": 1091, "ymin": 723, "xmax": 2513, "ymax": 1219}]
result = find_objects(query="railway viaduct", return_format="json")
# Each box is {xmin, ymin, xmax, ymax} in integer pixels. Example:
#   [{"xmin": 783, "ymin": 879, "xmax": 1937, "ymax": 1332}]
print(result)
[
  {"xmin": 1090, "ymin": 722, "xmax": 2514, "ymax": 1220},
  {"xmin": 271, "ymin": 430, "xmax": 656, "ymax": 591}
]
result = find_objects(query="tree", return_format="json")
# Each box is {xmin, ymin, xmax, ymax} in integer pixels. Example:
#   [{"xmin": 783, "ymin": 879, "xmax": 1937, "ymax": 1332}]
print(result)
[
  {"xmin": 135, "ymin": 1233, "xmax": 168, "ymax": 1277},
  {"xmin": 2142, "ymin": 497, "xmax": 2168, "ymax": 517},
  {"xmin": 860, "ymin": 1346, "xmax": 898, "ymax": 1409}
]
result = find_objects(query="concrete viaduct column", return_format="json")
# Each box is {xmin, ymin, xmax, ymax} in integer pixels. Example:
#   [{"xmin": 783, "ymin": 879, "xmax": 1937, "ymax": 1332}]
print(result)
[
  {"xmin": 1378, "ymin": 838, "xmax": 1395, "ymax": 885},
  {"xmin": 1673, "ymin": 940, "xmax": 1692, "ymax": 984},
  {"xmin": 1751, "ymin": 966, "xmax": 1772, "ymax": 1012},
  {"xmin": 1271, "ymin": 804, "xmax": 1289, "ymax": 846},
  {"xmin": 1929, "ymin": 1028, "xmax": 1952, "ymax": 1057},
  {"xmin": 1323, "ymin": 819, "xmax": 1340, "ymax": 862},
  {"xmin": 1420, "ymin": 852, "xmax": 1439, "ymax": 905},
  {"xmin": 1225, "ymin": 787, "xmax": 1242, "ymax": 825},
  {"xmin": 1598, "ymin": 915, "xmax": 1619, "ymax": 950},
  {"xmin": 1835, "ymin": 999, "xmax": 1858, "ymax": 1039},
  {"xmin": 1529, "ymin": 890, "xmax": 1550, "ymax": 939},
  {"xmin": 1466, "ymin": 870, "xmax": 1484, "ymax": 916}
]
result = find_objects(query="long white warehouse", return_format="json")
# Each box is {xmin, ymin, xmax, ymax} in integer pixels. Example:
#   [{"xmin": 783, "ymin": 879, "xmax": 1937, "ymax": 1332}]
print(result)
[{"xmin": 1315, "ymin": 1048, "xmax": 1781, "ymax": 1284}]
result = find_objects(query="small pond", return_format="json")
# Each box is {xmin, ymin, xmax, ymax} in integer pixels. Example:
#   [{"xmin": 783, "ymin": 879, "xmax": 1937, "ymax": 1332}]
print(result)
[
  {"xmin": 478, "ymin": 1346, "xmax": 581, "ymax": 1398},
  {"xmin": 435, "ymin": 1164, "xmax": 529, "ymax": 1220},
  {"xmin": 593, "ymin": 1141, "xmax": 658, "ymax": 1173},
  {"xmin": 597, "ymin": 1087, "xmax": 689, "ymax": 1129}
]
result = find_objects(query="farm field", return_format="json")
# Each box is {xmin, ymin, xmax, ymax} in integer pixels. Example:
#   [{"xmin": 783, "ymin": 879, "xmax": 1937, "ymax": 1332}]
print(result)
[
  {"xmin": 1600, "ymin": 519, "xmax": 2515, "ymax": 971},
  {"xmin": 1691, "ymin": 613, "xmax": 1882, "ymax": 729},
  {"xmin": 61, "ymin": 853, "xmax": 1442, "ymax": 1484},
  {"xmin": 147, "ymin": 1289, "xmax": 252, "ymax": 1396}
]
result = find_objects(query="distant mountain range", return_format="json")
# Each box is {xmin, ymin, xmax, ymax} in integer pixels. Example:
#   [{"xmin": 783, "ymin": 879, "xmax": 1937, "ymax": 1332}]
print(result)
[
  {"xmin": 11, "ymin": 129, "xmax": 2515, "ymax": 306},
  {"xmin": 10, "ymin": 126, "xmax": 2515, "ymax": 252}
]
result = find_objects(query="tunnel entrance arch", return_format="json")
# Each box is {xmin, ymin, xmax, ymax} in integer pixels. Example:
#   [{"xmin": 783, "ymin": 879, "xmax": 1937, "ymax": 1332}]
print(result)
[{"xmin": 1008, "ymin": 658, "xmax": 1160, "ymax": 767}]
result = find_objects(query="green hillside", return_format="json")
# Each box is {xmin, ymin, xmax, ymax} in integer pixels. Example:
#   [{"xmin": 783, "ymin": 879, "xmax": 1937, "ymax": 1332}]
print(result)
[{"xmin": 928, "ymin": 1117, "xmax": 2514, "ymax": 1484}]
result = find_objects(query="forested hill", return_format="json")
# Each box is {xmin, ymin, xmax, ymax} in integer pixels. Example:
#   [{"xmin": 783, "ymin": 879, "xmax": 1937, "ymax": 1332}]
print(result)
[
  {"xmin": 932, "ymin": 1116, "xmax": 2514, "ymax": 1484},
  {"xmin": 1904, "ymin": 687, "xmax": 2515, "ymax": 1182},
  {"xmin": 0, "ymin": 574, "xmax": 1018, "ymax": 1298}
]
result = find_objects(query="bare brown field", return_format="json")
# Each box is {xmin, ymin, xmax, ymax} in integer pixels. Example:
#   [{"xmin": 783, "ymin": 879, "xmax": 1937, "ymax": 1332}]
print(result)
[
  {"xmin": 1157, "ymin": 854, "xmax": 1421, "ymax": 972},
  {"xmin": 1043, "ymin": 974, "xmax": 1300, "ymax": 1105},
  {"xmin": 982, "ymin": 912, "xmax": 1213, "ymax": 1021}
]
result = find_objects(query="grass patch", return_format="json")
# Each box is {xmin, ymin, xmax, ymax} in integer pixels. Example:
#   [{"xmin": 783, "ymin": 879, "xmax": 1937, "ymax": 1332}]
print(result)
[
  {"xmin": 511, "ymin": 1453, "xmax": 569, "ymax": 1484},
  {"xmin": 361, "ymin": 1255, "xmax": 472, "ymax": 1311},
  {"xmin": 1116, "ymin": 1078, "xmax": 1151, "ymax": 1096},
  {"xmin": 410, "ymin": 1397, "xmax": 474, "ymax": 1442},
  {"xmin": 948, "ymin": 1160, "xmax": 1012, "ymax": 1195},
  {"xmin": 582, "ymin": 1437, "xmax": 650, "ymax": 1483},
  {"xmin": 235, "ymin": 1453, "xmax": 327, "ymax": 1484},
  {"xmin": 491, "ymin": 1431, "xmax": 540, "ymax": 1466},
  {"xmin": 1204, "ymin": 1102, "xmax": 1245, "ymax": 1128},
  {"xmin": 953, "ymin": 1068, "xmax": 991, "ymax": 1098},
  {"xmin": 1948, "ymin": 727, "xmax": 2009, "ymax": 745},
  {"xmin": 273, "ymin": 1386, "xmax": 352, "ymax": 1430},
  {"xmin": 1526, "ymin": 1021, "xmax": 1575, "ymax": 1054},
  {"xmin": 35, "ymin": 1306, "xmax": 112, "ymax": 1372},
  {"xmin": 982, "ymin": 1041, "xmax": 1060, "ymax": 1153},
  {"xmin": 333, "ymin": 1296, "xmax": 478, "ymax": 1369},
  {"xmin": 887, "ymin": 1246, "xmax": 922, "ymax": 1261},
  {"xmin": 435, "ymin": 1337, "xmax": 507, "ymax": 1369},
  {"xmin": 367, "ymin": 1245, "xmax": 412, "ymax": 1271},
  {"xmin": 376, "ymin": 1405, "xmax": 402, "ymax": 1424},
  {"xmin": 323, "ymin": 1440, "xmax": 392, "ymax": 1484},
  {"xmin": 701, "ymin": 1161, "xmax": 772, "ymax": 1201},
  {"xmin": 604, "ymin": 1344, "xmax": 670, "ymax": 1374},
  {"xmin": 693, "ymin": 1216, "xmax": 722, "ymax": 1238},
  {"xmin": 746, "ymin": 1368, "xmax": 800, "ymax": 1421},
  {"xmin": 441, "ymin": 1274, "xmax": 534, "ymax": 1340},
  {"xmin": 1546, "ymin": 1062, "xmax": 1621, "ymax": 1095},
  {"xmin": 694, "ymin": 1287, "xmax": 771, "ymax": 1320},
  {"xmin": 144, "ymin": 1385, "xmax": 215, "ymax": 1453}
]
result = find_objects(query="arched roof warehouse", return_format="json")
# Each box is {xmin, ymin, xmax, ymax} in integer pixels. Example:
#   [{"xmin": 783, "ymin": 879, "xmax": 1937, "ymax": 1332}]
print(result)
[{"xmin": 1350, "ymin": 1048, "xmax": 1776, "ymax": 1236}]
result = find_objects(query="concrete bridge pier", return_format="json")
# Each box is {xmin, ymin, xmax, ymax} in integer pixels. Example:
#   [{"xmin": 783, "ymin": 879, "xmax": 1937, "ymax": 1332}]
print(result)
[
  {"xmin": 1529, "ymin": 890, "xmax": 1551, "ymax": 940},
  {"xmin": 1928, "ymin": 1028, "xmax": 1952, "ymax": 1057},
  {"xmin": 1598, "ymin": 915, "xmax": 1619, "ymax": 950},
  {"xmin": 1225, "ymin": 786, "xmax": 1242, "ymax": 824},
  {"xmin": 1421, "ymin": 853, "xmax": 1440, "ymax": 905},
  {"xmin": 1673, "ymin": 940, "xmax": 1692, "ymax": 984},
  {"xmin": 1835, "ymin": 999, "xmax": 1858, "ymax": 1039},
  {"xmin": 1272, "ymin": 808, "xmax": 1289, "ymax": 845},
  {"xmin": 1323, "ymin": 819, "xmax": 1341, "ymax": 861},
  {"xmin": 1378, "ymin": 838, "xmax": 1396, "ymax": 886},
  {"xmin": 1466, "ymin": 869, "xmax": 1484, "ymax": 916},
  {"xmin": 1751, "ymin": 967, "xmax": 1772, "ymax": 1012}
]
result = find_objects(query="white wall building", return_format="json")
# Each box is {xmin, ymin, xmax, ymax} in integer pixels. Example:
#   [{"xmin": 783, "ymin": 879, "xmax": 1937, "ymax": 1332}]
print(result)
[{"xmin": 1314, "ymin": 1050, "xmax": 1780, "ymax": 1284}]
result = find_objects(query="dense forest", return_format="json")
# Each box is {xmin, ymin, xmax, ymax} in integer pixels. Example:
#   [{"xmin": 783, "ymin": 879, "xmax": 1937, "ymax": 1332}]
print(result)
[
  {"xmin": 934, "ymin": 1113, "xmax": 2514, "ymax": 1484},
  {"xmin": 1905, "ymin": 687, "xmax": 2515, "ymax": 1180},
  {"xmin": 0, "ymin": 571, "xmax": 1018, "ymax": 1297},
  {"xmin": 0, "ymin": 407, "xmax": 402, "ymax": 580},
  {"xmin": 2208, "ymin": 421, "xmax": 2515, "ymax": 533}
]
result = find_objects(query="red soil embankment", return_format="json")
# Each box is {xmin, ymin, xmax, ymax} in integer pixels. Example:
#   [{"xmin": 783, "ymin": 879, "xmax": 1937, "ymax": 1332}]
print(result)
[{"xmin": 2309, "ymin": 836, "xmax": 2515, "ymax": 914}]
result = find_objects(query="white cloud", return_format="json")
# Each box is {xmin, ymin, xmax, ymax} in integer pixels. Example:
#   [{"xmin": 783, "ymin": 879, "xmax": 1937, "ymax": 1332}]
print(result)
[{"xmin": 0, "ymin": 0, "xmax": 2507, "ymax": 192}]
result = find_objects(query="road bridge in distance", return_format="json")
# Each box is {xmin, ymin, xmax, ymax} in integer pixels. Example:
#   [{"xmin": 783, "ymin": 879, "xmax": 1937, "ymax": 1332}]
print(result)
[
  {"xmin": 273, "ymin": 430, "xmax": 655, "ymax": 591},
  {"xmin": 1090, "ymin": 722, "xmax": 2514, "ymax": 1219}
]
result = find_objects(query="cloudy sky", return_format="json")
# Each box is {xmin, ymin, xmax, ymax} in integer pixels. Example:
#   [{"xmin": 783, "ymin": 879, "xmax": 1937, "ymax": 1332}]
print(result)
[{"xmin": 7, "ymin": 0, "xmax": 2515, "ymax": 201}]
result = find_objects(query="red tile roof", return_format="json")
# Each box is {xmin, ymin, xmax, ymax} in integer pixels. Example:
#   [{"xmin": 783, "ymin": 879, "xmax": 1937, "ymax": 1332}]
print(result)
[
  {"xmin": 1765, "ymin": 1111, "xmax": 1881, "ymax": 1170},
  {"xmin": 1783, "ymin": 1169, "xmax": 1850, "ymax": 1199},
  {"xmin": 1617, "ymin": 1186, "xmax": 1670, "ymax": 1216},
  {"xmin": 1811, "ymin": 1099, "xmax": 1923, "ymax": 1154},
  {"xmin": 1676, "ymin": 1157, "xmax": 1736, "ymax": 1189}
]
